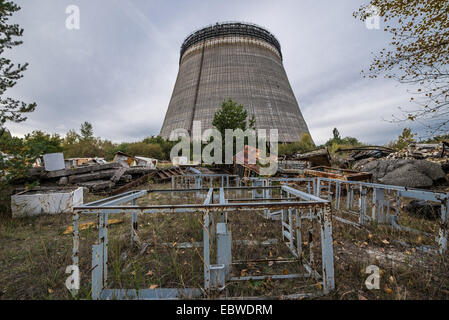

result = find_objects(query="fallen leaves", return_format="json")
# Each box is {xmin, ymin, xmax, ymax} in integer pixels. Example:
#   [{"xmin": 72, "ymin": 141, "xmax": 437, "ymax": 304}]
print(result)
[
  {"xmin": 63, "ymin": 222, "xmax": 95, "ymax": 235},
  {"xmin": 145, "ymin": 270, "xmax": 154, "ymax": 277},
  {"xmin": 266, "ymin": 277, "xmax": 272, "ymax": 286},
  {"xmin": 62, "ymin": 219, "xmax": 124, "ymax": 235}
]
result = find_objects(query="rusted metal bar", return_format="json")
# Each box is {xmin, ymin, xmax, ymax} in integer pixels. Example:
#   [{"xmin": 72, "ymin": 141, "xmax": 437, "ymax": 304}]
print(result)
[{"xmin": 74, "ymin": 184, "xmax": 335, "ymax": 300}]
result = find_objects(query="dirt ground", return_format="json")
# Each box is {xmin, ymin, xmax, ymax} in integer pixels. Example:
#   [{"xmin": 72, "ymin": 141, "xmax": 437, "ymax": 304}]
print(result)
[{"xmin": 0, "ymin": 181, "xmax": 448, "ymax": 300}]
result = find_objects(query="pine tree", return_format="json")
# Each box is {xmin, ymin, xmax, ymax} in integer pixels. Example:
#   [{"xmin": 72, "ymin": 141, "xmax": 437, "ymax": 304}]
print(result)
[{"xmin": 0, "ymin": 1, "xmax": 36, "ymax": 137}]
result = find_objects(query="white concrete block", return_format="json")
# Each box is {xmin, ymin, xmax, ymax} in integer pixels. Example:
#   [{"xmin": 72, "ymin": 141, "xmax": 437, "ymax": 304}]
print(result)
[{"xmin": 11, "ymin": 187, "xmax": 83, "ymax": 218}]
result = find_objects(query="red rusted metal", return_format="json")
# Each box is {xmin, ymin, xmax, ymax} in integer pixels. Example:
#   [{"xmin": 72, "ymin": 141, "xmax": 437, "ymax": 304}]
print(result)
[{"xmin": 303, "ymin": 166, "xmax": 372, "ymax": 182}]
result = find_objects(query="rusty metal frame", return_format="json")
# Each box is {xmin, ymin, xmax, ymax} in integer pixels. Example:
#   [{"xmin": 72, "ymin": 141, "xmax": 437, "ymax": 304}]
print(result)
[
  {"xmin": 314, "ymin": 177, "xmax": 448, "ymax": 254},
  {"xmin": 72, "ymin": 185, "xmax": 335, "ymax": 300},
  {"xmin": 303, "ymin": 166, "xmax": 373, "ymax": 182},
  {"xmin": 171, "ymin": 174, "xmax": 240, "ymax": 189}
]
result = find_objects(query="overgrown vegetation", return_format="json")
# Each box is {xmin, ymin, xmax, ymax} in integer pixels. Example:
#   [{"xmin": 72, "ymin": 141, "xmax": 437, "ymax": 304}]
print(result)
[
  {"xmin": 278, "ymin": 133, "xmax": 315, "ymax": 157},
  {"xmin": 386, "ymin": 128, "xmax": 416, "ymax": 151},
  {"xmin": 0, "ymin": 122, "xmax": 177, "ymax": 166},
  {"xmin": 324, "ymin": 128, "xmax": 364, "ymax": 153},
  {"xmin": 278, "ymin": 128, "xmax": 364, "ymax": 157},
  {"xmin": 1, "ymin": 181, "xmax": 447, "ymax": 300},
  {"xmin": 212, "ymin": 98, "xmax": 256, "ymax": 137}
]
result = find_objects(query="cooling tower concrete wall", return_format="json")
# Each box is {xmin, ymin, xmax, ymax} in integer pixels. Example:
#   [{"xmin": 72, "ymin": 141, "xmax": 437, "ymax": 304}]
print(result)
[{"xmin": 160, "ymin": 22, "xmax": 311, "ymax": 143}]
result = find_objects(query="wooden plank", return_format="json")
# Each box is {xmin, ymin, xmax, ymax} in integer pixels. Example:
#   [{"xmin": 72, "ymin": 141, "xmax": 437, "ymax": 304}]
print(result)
[
  {"xmin": 110, "ymin": 168, "xmax": 127, "ymax": 183},
  {"xmin": 43, "ymin": 163, "xmax": 121, "ymax": 179},
  {"xmin": 68, "ymin": 170, "xmax": 117, "ymax": 184},
  {"xmin": 110, "ymin": 172, "xmax": 156, "ymax": 196}
]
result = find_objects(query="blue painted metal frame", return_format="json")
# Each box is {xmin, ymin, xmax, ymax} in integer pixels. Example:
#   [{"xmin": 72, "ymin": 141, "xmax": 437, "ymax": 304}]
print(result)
[
  {"xmin": 72, "ymin": 185, "xmax": 335, "ymax": 299},
  {"xmin": 314, "ymin": 177, "xmax": 448, "ymax": 254}
]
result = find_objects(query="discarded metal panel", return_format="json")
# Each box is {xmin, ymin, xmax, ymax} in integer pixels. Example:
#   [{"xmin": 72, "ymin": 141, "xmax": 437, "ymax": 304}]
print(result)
[{"xmin": 43, "ymin": 153, "xmax": 65, "ymax": 172}]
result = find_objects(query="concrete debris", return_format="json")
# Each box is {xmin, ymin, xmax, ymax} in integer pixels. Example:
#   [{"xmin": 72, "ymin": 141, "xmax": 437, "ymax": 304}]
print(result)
[
  {"xmin": 386, "ymin": 143, "xmax": 449, "ymax": 161},
  {"xmin": 11, "ymin": 187, "xmax": 83, "ymax": 218},
  {"xmin": 65, "ymin": 157, "xmax": 107, "ymax": 169},
  {"xmin": 78, "ymin": 180, "xmax": 115, "ymax": 192},
  {"xmin": 113, "ymin": 152, "xmax": 158, "ymax": 169},
  {"xmin": 134, "ymin": 156, "xmax": 158, "ymax": 168},
  {"xmin": 111, "ymin": 168, "xmax": 126, "ymax": 183},
  {"xmin": 26, "ymin": 156, "xmax": 187, "ymax": 193},
  {"xmin": 295, "ymin": 148, "xmax": 331, "ymax": 167},
  {"xmin": 113, "ymin": 151, "xmax": 136, "ymax": 168},
  {"xmin": 30, "ymin": 162, "xmax": 121, "ymax": 179},
  {"xmin": 68, "ymin": 169, "xmax": 119, "ymax": 184},
  {"xmin": 359, "ymin": 159, "xmax": 446, "ymax": 188},
  {"xmin": 348, "ymin": 142, "xmax": 449, "ymax": 188},
  {"xmin": 336, "ymin": 146, "xmax": 394, "ymax": 161},
  {"xmin": 58, "ymin": 176, "xmax": 69, "ymax": 186}
]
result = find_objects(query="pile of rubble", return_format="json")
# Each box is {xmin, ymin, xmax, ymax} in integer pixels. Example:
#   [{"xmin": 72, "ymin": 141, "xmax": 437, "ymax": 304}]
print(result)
[
  {"xmin": 358, "ymin": 159, "xmax": 446, "ymax": 189},
  {"xmin": 350, "ymin": 143, "xmax": 449, "ymax": 189},
  {"xmin": 28, "ymin": 162, "xmax": 153, "ymax": 192},
  {"xmin": 386, "ymin": 143, "xmax": 449, "ymax": 167},
  {"xmin": 26, "ymin": 152, "xmax": 187, "ymax": 194}
]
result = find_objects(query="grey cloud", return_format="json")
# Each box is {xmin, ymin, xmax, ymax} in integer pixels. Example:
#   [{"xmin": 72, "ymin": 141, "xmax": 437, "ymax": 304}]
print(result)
[{"xmin": 5, "ymin": 0, "xmax": 423, "ymax": 145}]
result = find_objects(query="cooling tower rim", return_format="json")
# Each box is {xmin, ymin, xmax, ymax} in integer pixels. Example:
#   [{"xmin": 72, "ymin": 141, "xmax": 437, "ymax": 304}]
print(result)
[{"xmin": 180, "ymin": 21, "xmax": 282, "ymax": 62}]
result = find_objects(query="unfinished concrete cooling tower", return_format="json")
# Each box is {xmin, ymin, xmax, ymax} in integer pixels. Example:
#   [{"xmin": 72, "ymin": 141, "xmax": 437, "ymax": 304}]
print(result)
[{"xmin": 160, "ymin": 22, "xmax": 311, "ymax": 143}]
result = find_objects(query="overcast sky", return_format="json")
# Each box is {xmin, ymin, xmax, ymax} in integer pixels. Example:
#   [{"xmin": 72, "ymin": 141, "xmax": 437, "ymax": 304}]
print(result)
[{"xmin": 5, "ymin": 0, "xmax": 425, "ymax": 145}]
